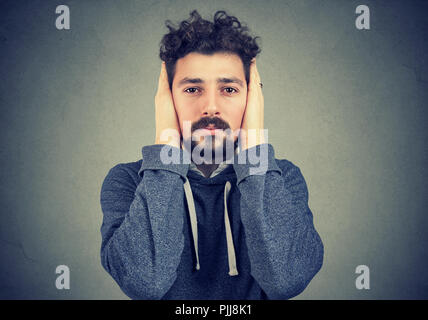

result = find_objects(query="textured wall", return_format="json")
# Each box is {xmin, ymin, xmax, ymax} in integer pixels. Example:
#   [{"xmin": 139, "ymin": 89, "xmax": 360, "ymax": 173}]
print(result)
[{"xmin": 0, "ymin": 0, "xmax": 427, "ymax": 299}]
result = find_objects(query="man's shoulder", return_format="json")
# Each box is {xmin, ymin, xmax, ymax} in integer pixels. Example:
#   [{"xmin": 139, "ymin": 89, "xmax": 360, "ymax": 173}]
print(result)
[
  {"xmin": 100, "ymin": 160, "xmax": 143, "ymax": 211},
  {"xmin": 102, "ymin": 159, "xmax": 143, "ymax": 188},
  {"xmin": 113, "ymin": 159, "xmax": 142, "ymax": 174},
  {"xmin": 274, "ymin": 155, "xmax": 299, "ymax": 172},
  {"xmin": 273, "ymin": 155, "xmax": 306, "ymax": 181},
  {"xmin": 254, "ymin": 143, "xmax": 304, "ymax": 178}
]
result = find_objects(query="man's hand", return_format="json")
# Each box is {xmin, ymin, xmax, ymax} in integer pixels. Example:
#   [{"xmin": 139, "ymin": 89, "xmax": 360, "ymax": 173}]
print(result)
[
  {"xmin": 154, "ymin": 61, "xmax": 181, "ymax": 148},
  {"xmin": 240, "ymin": 58, "xmax": 265, "ymax": 151}
]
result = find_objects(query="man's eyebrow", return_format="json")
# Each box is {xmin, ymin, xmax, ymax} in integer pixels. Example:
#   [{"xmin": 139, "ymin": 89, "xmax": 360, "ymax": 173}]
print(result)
[{"xmin": 177, "ymin": 77, "xmax": 244, "ymax": 88}]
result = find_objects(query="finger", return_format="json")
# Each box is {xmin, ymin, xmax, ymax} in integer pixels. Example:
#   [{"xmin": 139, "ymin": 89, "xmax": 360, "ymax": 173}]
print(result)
[
  {"xmin": 253, "ymin": 60, "xmax": 261, "ymax": 87},
  {"xmin": 157, "ymin": 62, "xmax": 164, "ymax": 92},
  {"xmin": 250, "ymin": 60, "xmax": 264, "ymax": 104},
  {"xmin": 253, "ymin": 59, "xmax": 261, "ymax": 84},
  {"xmin": 248, "ymin": 59, "xmax": 258, "ymax": 90},
  {"xmin": 255, "ymin": 66, "xmax": 263, "ymax": 95},
  {"xmin": 157, "ymin": 61, "xmax": 169, "ymax": 92},
  {"xmin": 247, "ymin": 68, "xmax": 256, "ymax": 97},
  {"xmin": 250, "ymin": 62, "xmax": 261, "ymax": 94}
]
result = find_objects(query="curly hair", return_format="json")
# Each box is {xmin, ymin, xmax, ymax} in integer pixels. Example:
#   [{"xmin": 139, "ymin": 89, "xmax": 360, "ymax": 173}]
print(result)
[{"xmin": 159, "ymin": 10, "xmax": 262, "ymax": 90}]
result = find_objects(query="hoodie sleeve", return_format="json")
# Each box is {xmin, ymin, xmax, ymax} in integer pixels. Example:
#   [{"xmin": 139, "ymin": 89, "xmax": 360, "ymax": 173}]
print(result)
[
  {"xmin": 233, "ymin": 143, "xmax": 324, "ymax": 300},
  {"xmin": 99, "ymin": 144, "xmax": 189, "ymax": 299}
]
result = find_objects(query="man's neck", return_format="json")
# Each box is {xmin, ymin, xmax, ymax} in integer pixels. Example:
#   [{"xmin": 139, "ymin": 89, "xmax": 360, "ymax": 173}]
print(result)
[{"xmin": 194, "ymin": 163, "xmax": 220, "ymax": 178}]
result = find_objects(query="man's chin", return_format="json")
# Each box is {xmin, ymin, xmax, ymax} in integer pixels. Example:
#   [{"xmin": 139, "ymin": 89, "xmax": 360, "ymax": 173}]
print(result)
[{"xmin": 182, "ymin": 136, "xmax": 238, "ymax": 164}]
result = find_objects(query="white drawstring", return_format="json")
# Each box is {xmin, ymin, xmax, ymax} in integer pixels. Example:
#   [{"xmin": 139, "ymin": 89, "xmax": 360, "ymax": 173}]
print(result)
[
  {"xmin": 182, "ymin": 178, "xmax": 238, "ymax": 276},
  {"xmin": 224, "ymin": 181, "xmax": 239, "ymax": 276},
  {"xmin": 183, "ymin": 178, "xmax": 200, "ymax": 270}
]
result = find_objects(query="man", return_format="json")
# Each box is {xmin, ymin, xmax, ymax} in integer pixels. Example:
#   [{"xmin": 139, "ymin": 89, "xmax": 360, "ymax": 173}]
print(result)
[{"xmin": 100, "ymin": 10, "xmax": 324, "ymax": 300}]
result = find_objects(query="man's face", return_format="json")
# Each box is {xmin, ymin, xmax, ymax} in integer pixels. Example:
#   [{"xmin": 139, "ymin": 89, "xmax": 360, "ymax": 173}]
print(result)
[{"xmin": 171, "ymin": 52, "xmax": 247, "ymax": 162}]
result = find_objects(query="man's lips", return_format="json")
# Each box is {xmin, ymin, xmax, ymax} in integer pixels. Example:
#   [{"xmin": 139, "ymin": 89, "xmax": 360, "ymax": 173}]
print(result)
[{"xmin": 201, "ymin": 125, "xmax": 222, "ymax": 135}]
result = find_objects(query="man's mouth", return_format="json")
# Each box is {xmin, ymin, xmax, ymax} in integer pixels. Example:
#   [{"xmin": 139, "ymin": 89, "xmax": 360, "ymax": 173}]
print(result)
[
  {"xmin": 203, "ymin": 124, "xmax": 222, "ymax": 134},
  {"xmin": 191, "ymin": 117, "xmax": 229, "ymax": 138}
]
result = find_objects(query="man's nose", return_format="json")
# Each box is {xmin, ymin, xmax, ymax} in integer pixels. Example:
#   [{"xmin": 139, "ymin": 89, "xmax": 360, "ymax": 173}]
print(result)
[{"xmin": 201, "ymin": 88, "xmax": 220, "ymax": 117}]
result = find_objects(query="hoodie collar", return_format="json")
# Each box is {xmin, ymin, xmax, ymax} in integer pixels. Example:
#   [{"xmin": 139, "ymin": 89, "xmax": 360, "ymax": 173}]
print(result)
[
  {"xmin": 189, "ymin": 161, "xmax": 231, "ymax": 178},
  {"xmin": 187, "ymin": 145, "xmax": 241, "ymax": 179}
]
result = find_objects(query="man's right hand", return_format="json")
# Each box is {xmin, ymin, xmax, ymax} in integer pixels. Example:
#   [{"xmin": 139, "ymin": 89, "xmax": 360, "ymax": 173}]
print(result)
[{"xmin": 154, "ymin": 61, "xmax": 181, "ymax": 148}]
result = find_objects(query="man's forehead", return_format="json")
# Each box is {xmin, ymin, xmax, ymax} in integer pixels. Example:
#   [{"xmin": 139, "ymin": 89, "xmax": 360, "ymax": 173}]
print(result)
[
  {"xmin": 176, "ymin": 76, "xmax": 244, "ymax": 88},
  {"xmin": 175, "ymin": 53, "xmax": 244, "ymax": 74}
]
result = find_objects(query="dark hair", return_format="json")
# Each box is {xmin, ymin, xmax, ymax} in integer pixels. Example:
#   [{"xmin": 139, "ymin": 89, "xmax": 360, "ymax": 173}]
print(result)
[{"xmin": 159, "ymin": 10, "xmax": 261, "ymax": 90}]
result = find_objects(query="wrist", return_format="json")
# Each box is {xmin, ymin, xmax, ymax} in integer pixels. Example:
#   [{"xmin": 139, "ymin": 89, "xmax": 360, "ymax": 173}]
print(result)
[
  {"xmin": 155, "ymin": 139, "xmax": 181, "ymax": 149},
  {"xmin": 240, "ymin": 128, "xmax": 266, "ymax": 151},
  {"xmin": 155, "ymin": 130, "xmax": 181, "ymax": 148}
]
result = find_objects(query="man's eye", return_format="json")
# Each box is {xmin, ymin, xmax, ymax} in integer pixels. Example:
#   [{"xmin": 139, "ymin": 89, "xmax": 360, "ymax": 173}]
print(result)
[
  {"xmin": 184, "ymin": 87, "xmax": 200, "ymax": 94},
  {"xmin": 224, "ymin": 87, "xmax": 238, "ymax": 94},
  {"xmin": 184, "ymin": 87, "xmax": 238, "ymax": 94}
]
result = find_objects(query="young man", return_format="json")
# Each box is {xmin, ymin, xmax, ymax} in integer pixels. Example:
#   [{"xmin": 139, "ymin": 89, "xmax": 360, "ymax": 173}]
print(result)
[{"xmin": 100, "ymin": 10, "xmax": 324, "ymax": 300}]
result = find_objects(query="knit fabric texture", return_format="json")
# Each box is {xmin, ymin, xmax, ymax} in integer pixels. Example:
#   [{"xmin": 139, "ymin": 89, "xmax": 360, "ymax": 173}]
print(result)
[{"xmin": 100, "ymin": 143, "xmax": 324, "ymax": 299}]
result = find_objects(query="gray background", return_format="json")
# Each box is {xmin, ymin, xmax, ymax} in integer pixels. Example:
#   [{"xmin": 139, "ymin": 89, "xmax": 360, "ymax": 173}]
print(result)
[{"xmin": 1, "ymin": 0, "xmax": 427, "ymax": 299}]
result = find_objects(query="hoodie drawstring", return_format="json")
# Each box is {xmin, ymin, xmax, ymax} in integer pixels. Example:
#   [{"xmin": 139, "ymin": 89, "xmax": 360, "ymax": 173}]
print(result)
[
  {"xmin": 224, "ymin": 181, "xmax": 239, "ymax": 276},
  {"xmin": 183, "ymin": 178, "xmax": 200, "ymax": 270},
  {"xmin": 183, "ymin": 178, "xmax": 238, "ymax": 276}
]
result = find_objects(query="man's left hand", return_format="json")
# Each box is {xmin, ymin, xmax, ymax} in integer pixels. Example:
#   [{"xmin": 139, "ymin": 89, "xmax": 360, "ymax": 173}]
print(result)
[{"xmin": 240, "ymin": 58, "xmax": 265, "ymax": 150}]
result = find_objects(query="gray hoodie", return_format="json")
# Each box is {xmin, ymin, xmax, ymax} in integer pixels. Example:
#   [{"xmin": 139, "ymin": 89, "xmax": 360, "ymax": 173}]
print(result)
[{"xmin": 100, "ymin": 143, "xmax": 324, "ymax": 299}]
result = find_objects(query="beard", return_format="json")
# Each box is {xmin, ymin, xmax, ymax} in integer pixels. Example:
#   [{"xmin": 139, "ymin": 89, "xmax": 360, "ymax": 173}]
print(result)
[{"xmin": 182, "ymin": 116, "xmax": 239, "ymax": 164}]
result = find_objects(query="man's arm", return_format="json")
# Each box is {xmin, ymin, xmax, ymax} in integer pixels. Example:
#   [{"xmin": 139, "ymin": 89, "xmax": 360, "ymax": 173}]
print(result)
[
  {"xmin": 233, "ymin": 143, "xmax": 324, "ymax": 299},
  {"xmin": 100, "ymin": 144, "xmax": 189, "ymax": 299}
]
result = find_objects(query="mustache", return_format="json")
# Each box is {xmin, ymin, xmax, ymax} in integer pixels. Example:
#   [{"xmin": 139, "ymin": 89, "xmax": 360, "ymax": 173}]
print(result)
[{"xmin": 191, "ymin": 117, "xmax": 231, "ymax": 132}]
